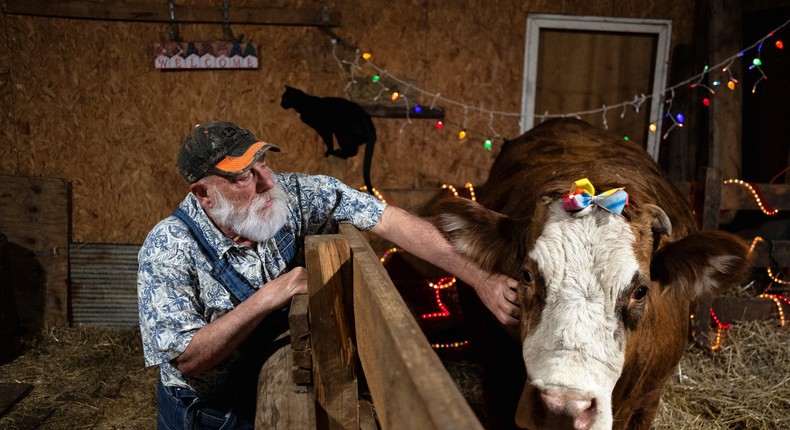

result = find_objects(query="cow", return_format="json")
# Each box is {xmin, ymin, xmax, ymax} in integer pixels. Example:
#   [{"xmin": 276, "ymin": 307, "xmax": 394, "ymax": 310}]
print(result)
[{"xmin": 433, "ymin": 118, "xmax": 751, "ymax": 430}]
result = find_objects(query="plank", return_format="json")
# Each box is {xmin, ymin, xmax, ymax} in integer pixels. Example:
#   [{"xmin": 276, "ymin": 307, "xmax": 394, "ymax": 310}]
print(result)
[
  {"xmin": 0, "ymin": 175, "xmax": 69, "ymax": 329},
  {"xmin": 288, "ymin": 294, "xmax": 312, "ymax": 385},
  {"xmin": 305, "ymin": 235, "xmax": 358, "ymax": 430},
  {"xmin": 720, "ymin": 183, "xmax": 790, "ymax": 211},
  {"xmin": 256, "ymin": 342, "xmax": 316, "ymax": 430},
  {"xmin": 3, "ymin": 1, "xmax": 341, "ymax": 26},
  {"xmin": 711, "ymin": 296, "xmax": 784, "ymax": 323},
  {"xmin": 0, "ymin": 382, "xmax": 32, "ymax": 417},
  {"xmin": 341, "ymin": 224, "xmax": 484, "ymax": 430}
]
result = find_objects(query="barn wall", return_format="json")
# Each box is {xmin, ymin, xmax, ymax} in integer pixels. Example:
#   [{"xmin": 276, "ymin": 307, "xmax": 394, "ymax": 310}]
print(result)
[{"xmin": 0, "ymin": 0, "xmax": 695, "ymax": 244}]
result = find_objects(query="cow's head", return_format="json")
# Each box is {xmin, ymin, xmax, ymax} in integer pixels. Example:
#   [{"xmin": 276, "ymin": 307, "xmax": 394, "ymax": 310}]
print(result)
[{"xmin": 436, "ymin": 196, "xmax": 750, "ymax": 430}]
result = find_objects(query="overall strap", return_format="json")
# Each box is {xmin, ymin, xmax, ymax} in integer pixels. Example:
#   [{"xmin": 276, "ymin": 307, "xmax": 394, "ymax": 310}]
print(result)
[
  {"xmin": 272, "ymin": 226, "xmax": 296, "ymax": 264},
  {"xmin": 172, "ymin": 207, "xmax": 258, "ymax": 303}
]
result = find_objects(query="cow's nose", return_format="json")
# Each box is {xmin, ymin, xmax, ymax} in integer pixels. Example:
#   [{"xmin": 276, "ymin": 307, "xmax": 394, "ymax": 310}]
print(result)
[{"xmin": 538, "ymin": 389, "xmax": 596, "ymax": 430}]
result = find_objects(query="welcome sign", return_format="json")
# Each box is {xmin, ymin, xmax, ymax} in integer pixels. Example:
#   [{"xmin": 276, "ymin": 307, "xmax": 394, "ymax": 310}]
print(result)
[{"xmin": 153, "ymin": 41, "xmax": 259, "ymax": 70}]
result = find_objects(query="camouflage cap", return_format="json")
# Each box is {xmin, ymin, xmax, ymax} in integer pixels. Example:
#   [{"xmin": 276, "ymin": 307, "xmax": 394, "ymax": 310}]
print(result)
[{"xmin": 177, "ymin": 121, "xmax": 280, "ymax": 183}]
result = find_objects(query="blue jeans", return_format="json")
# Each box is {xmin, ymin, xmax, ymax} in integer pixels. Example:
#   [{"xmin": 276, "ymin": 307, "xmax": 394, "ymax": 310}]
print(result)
[{"xmin": 157, "ymin": 379, "xmax": 254, "ymax": 430}]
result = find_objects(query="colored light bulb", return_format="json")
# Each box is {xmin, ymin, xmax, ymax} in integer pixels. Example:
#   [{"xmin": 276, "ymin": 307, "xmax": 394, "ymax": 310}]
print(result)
[
  {"xmin": 675, "ymin": 113, "xmax": 685, "ymax": 124},
  {"xmin": 414, "ymin": 105, "xmax": 422, "ymax": 113},
  {"xmin": 776, "ymin": 40, "xmax": 784, "ymax": 49},
  {"xmin": 458, "ymin": 130, "xmax": 467, "ymax": 140},
  {"xmin": 727, "ymin": 80, "xmax": 736, "ymax": 90},
  {"xmin": 390, "ymin": 91, "xmax": 399, "ymax": 101},
  {"xmin": 703, "ymin": 98, "xmax": 711, "ymax": 107},
  {"xmin": 362, "ymin": 52, "xmax": 372, "ymax": 60},
  {"xmin": 623, "ymin": 135, "xmax": 630, "ymax": 141},
  {"xmin": 436, "ymin": 120, "xmax": 443, "ymax": 131},
  {"xmin": 372, "ymin": 74, "xmax": 380, "ymax": 82},
  {"xmin": 752, "ymin": 58, "xmax": 762, "ymax": 66},
  {"xmin": 484, "ymin": 139, "xmax": 492, "ymax": 150},
  {"xmin": 649, "ymin": 123, "xmax": 657, "ymax": 132}
]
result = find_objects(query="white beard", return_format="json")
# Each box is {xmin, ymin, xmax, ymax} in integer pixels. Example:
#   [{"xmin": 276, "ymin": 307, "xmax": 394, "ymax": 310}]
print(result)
[{"xmin": 207, "ymin": 183, "xmax": 289, "ymax": 243}]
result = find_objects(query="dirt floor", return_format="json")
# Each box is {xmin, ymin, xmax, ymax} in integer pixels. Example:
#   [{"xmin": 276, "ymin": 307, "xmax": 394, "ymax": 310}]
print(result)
[{"xmin": 0, "ymin": 320, "xmax": 788, "ymax": 429}]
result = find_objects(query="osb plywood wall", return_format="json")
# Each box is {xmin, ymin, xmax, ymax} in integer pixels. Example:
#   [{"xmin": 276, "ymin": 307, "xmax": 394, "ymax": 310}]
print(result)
[{"xmin": 0, "ymin": 0, "xmax": 694, "ymax": 244}]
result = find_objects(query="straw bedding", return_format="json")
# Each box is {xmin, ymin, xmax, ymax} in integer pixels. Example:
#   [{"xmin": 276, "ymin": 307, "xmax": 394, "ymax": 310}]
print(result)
[{"xmin": 0, "ymin": 320, "xmax": 787, "ymax": 429}]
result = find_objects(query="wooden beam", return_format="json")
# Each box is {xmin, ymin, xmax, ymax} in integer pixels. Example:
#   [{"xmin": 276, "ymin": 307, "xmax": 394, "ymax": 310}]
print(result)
[
  {"xmin": 2, "ymin": 1, "xmax": 341, "ymax": 26},
  {"xmin": 305, "ymin": 235, "xmax": 358, "ymax": 430},
  {"xmin": 341, "ymin": 224, "xmax": 484, "ymax": 430},
  {"xmin": 720, "ymin": 183, "xmax": 790, "ymax": 211}
]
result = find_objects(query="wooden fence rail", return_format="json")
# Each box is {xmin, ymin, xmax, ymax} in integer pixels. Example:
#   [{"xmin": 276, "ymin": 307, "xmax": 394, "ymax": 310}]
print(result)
[{"xmin": 256, "ymin": 224, "xmax": 482, "ymax": 430}]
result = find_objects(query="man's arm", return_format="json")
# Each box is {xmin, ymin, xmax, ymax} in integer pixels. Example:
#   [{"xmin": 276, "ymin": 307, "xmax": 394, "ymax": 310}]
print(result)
[
  {"xmin": 172, "ymin": 267, "xmax": 307, "ymax": 376},
  {"xmin": 370, "ymin": 205, "xmax": 519, "ymax": 326}
]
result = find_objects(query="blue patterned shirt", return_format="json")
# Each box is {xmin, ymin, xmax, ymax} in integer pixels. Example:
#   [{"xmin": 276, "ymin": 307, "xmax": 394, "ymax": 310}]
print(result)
[{"xmin": 137, "ymin": 173, "xmax": 386, "ymax": 395}]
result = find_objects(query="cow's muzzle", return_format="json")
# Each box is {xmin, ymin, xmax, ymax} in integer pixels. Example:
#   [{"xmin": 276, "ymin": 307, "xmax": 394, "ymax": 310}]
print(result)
[{"xmin": 516, "ymin": 383, "xmax": 598, "ymax": 430}]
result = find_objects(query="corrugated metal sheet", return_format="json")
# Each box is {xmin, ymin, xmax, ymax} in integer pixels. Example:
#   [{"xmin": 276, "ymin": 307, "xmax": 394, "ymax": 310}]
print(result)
[{"xmin": 69, "ymin": 243, "xmax": 140, "ymax": 328}]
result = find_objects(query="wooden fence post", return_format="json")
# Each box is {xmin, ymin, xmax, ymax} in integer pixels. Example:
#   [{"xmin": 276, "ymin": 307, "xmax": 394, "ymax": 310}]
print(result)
[{"xmin": 305, "ymin": 235, "xmax": 358, "ymax": 430}]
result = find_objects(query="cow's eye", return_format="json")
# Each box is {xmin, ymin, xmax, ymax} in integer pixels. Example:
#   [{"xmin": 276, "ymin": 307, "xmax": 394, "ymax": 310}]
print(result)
[
  {"xmin": 633, "ymin": 286, "xmax": 649, "ymax": 301},
  {"xmin": 522, "ymin": 270, "xmax": 534, "ymax": 284}
]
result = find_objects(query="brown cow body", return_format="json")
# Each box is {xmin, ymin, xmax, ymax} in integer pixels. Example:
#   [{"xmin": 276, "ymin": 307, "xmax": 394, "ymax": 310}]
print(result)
[{"xmin": 435, "ymin": 119, "xmax": 750, "ymax": 430}]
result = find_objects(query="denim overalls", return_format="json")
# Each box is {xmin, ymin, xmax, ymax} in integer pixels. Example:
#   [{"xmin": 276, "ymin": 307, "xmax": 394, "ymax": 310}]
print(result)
[{"xmin": 156, "ymin": 209, "xmax": 296, "ymax": 430}]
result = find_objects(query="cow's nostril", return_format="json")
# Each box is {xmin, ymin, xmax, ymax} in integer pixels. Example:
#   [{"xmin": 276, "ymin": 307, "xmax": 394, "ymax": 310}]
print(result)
[{"xmin": 538, "ymin": 390, "xmax": 596, "ymax": 430}]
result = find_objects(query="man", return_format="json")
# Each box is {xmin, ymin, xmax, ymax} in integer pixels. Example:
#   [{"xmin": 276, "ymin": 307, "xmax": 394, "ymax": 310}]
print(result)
[{"xmin": 138, "ymin": 120, "xmax": 519, "ymax": 430}]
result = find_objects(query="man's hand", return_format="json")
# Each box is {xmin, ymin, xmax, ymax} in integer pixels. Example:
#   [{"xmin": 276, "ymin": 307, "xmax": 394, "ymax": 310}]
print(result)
[
  {"xmin": 173, "ymin": 266, "xmax": 308, "ymax": 376},
  {"xmin": 261, "ymin": 266, "xmax": 308, "ymax": 309},
  {"xmin": 474, "ymin": 273, "xmax": 520, "ymax": 327}
]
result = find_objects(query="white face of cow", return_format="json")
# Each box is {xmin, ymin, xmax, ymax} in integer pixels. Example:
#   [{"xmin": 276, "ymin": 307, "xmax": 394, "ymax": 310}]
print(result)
[
  {"xmin": 436, "ymin": 192, "xmax": 751, "ymax": 430},
  {"xmin": 519, "ymin": 202, "xmax": 642, "ymax": 430}
]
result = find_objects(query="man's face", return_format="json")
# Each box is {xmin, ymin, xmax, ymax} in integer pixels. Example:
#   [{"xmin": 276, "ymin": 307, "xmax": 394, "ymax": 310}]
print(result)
[{"xmin": 204, "ymin": 157, "xmax": 289, "ymax": 242}]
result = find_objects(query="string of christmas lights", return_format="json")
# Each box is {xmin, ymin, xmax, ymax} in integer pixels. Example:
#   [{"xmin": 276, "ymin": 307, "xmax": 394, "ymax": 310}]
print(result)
[
  {"xmin": 378, "ymin": 246, "xmax": 468, "ymax": 349},
  {"xmin": 708, "ymin": 307, "xmax": 733, "ymax": 351},
  {"xmin": 758, "ymin": 293, "xmax": 789, "ymax": 327},
  {"xmin": 723, "ymin": 179, "xmax": 779, "ymax": 216},
  {"xmin": 328, "ymin": 17, "xmax": 789, "ymax": 147}
]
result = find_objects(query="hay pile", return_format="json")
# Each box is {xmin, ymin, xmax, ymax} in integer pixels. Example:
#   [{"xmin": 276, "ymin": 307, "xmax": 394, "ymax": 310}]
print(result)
[
  {"xmin": 0, "ymin": 327, "xmax": 157, "ymax": 430},
  {"xmin": 653, "ymin": 320, "xmax": 790, "ymax": 430},
  {"xmin": 0, "ymin": 321, "xmax": 787, "ymax": 429}
]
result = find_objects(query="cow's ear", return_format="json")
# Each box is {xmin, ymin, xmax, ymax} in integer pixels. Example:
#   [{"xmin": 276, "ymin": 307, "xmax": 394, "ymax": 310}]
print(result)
[
  {"xmin": 650, "ymin": 230, "xmax": 751, "ymax": 299},
  {"xmin": 434, "ymin": 198, "xmax": 523, "ymax": 274}
]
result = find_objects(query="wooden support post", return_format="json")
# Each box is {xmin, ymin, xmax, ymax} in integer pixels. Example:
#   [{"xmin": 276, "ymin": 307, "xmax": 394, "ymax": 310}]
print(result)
[
  {"xmin": 341, "ymin": 224, "xmax": 484, "ymax": 430},
  {"xmin": 256, "ymin": 338, "xmax": 316, "ymax": 430},
  {"xmin": 707, "ymin": 0, "xmax": 743, "ymax": 179},
  {"xmin": 692, "ymin": 167, "xmax": 721, "ymax": 347},
  {"xmin": 695, "ymin": 166, "xmax": 722, "ymax": 230},
  {"xmin": 305, "ymin": 235, "xmax": 358, "ymax": 430}
]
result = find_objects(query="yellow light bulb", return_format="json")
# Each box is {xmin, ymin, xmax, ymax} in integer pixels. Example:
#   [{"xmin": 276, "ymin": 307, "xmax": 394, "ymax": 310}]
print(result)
[
  {"xmin": 390, "ymin": 91, "xmax": 399, "ymax": 101},
  {"xmin": 649, "ymin": 123, "xmax": 657, "ymax": 132},
  {"xmin": 362, "ymin": 52, "xmax": 372, "ymax": 60},
  {"xmin": 458, "ymin": 130, "xmax": 467, "ymax": 140}
]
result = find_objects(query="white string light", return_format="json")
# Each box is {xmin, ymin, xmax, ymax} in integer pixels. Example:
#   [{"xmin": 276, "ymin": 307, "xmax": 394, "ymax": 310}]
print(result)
[{"xmin": 326, "ymin": 17, "xmax": 790, "ymax": 145}]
